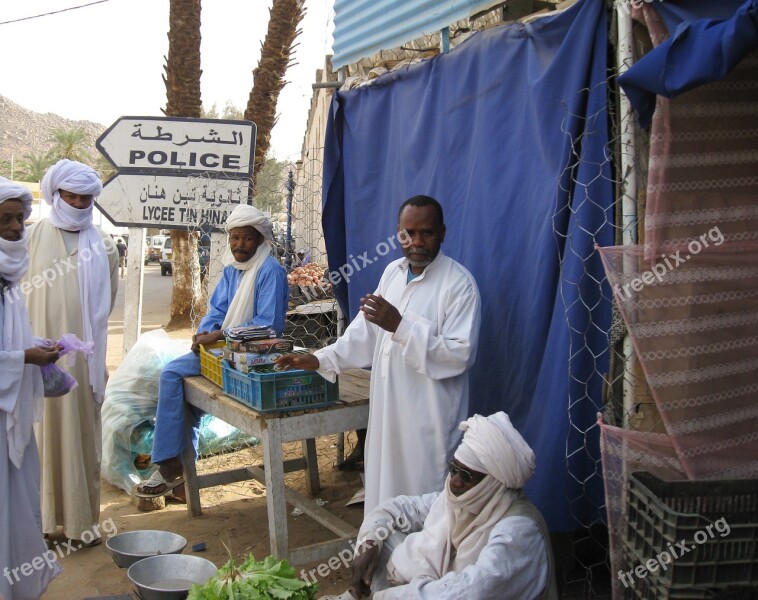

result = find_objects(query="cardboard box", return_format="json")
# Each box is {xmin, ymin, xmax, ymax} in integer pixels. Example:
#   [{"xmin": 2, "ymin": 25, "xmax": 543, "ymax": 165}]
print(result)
[
  {"xmin": 234, "ymin": 351, "xmax": 283, "ymax": 374},
  {"xmin": 226, "ymin": 338, "xmax": 294, "ymax": 354}
]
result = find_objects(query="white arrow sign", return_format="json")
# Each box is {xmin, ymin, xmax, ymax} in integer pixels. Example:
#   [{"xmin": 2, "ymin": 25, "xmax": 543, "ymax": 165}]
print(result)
[
  {"xmin": 95, "ymin": 172, "xmax": 252, "ymax": 231},
  {"xmin": 97, "ymin": 116, "xmax": 255, "ymax": 176}
]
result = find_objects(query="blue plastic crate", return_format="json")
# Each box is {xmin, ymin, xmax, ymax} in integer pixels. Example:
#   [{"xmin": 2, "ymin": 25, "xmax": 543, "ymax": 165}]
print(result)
[{"xmin": 221, "ymin": 361, "xmax": 338, "ymax": 413}]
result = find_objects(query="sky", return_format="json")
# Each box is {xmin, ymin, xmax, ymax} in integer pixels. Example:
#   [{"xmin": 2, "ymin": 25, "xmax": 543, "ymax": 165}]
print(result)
[{"xmin": 0, "ymin": 0, "xmax": 335, "ymax": 162}]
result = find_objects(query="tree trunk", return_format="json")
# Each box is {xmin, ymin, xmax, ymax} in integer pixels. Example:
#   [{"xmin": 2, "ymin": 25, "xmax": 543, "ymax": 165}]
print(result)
[
  {"xmin": 244, "ymin": 0, "xmax": 305, "ymax": 186},
  {"xmin": 164, "ymin": 0, "xmax": 204, "ymax": 329}
]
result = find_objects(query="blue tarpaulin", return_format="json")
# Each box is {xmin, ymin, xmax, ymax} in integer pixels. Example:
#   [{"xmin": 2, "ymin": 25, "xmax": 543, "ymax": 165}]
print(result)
[
  {"xmin": 322, "ymin": 0, "xmax": 613, "ymax": 531},
  {"xmin": 619, "ymin": 0, "xmax": 758, "ymax": 127}
]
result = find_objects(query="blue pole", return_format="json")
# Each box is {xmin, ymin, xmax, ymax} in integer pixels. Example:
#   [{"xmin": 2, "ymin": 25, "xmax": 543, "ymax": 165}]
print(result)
[{"xmin": 285, "ymin": 168, "xmax": 294, "ymax": 271}]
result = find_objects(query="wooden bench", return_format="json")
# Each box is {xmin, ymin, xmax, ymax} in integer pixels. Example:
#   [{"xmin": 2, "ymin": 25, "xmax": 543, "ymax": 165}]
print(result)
[{"xmin": 181, "ymin": 368, "xmax": 369, "ymax": 564}]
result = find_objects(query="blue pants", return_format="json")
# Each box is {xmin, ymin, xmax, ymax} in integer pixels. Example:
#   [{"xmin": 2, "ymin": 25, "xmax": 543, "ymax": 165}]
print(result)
[{"xmin": 151, "ymin": 351, "xmax": 205, "ymax": 463}]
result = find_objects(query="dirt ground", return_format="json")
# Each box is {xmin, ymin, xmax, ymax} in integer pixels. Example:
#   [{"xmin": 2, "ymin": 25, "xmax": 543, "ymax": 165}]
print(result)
[{"xmin": 41, "ymin": 271, "xmax": 364, "ymax": 599}]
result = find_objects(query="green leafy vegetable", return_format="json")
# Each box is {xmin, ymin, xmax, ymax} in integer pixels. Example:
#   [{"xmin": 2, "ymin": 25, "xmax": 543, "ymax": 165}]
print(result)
[{"xmin": 188, "ymin": 554, "xmax": 318, "ymax": 600}]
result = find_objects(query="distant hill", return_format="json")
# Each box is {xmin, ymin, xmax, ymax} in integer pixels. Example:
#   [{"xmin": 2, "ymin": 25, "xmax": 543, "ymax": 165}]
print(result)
[{"xmin": 0, "ymin": 94, "xmax": 106, "ymax": 164}]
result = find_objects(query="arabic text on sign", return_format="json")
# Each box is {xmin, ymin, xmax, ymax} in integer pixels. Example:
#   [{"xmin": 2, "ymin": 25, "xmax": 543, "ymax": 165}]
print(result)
[{"xmin": 131, "ymin": 124, "xmax": 244, "ymax": 146}]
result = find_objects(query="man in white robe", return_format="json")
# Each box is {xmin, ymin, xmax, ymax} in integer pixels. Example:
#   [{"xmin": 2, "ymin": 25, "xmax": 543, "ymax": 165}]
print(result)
[
  {"xmin": 0, "ymin": 178, "xmax": 62, "ymax": 599},
  {"xmin": 328, "ymin": 412, "xmax": 558, "ymax": 600},
  {"xmin": 24, "ymin": 160, "xmax": 118, "ymax": 544},
  {"xmin": 277, "ymin": 195, "xmax": 481, "ymax": 512}
]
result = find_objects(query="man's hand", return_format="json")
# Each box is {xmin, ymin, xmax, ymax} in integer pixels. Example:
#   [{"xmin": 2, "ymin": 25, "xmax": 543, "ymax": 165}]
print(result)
[
  {"xmin": 25, "ymin": 344, "xmax": 61, "ymax": 366},
  {"xmin": 274, "ymin": 353, "xmax": 319, "ymax": 371},
  {"xmin": 360, "ymin": 294, "xmax": 401, "ymax": 333},
  {"xmin": 191, "ymin": 330, "xmax": 223, "ymax": 353},
  {"xmin": 351, "ymin": 539, "xmax": 380, "ymax": 599}
]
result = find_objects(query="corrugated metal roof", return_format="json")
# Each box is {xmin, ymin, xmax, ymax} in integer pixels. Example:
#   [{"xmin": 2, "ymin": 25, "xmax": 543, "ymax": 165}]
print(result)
[{"xmin": 332, "ymin": 0, "xmax": 501, "ymax": 69}]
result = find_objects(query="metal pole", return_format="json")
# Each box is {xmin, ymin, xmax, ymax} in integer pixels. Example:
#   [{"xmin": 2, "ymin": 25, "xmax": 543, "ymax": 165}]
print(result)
[
  {"xmin": 616, "ymin": 4, "xmax": 639, "ymax": 428},
  {"xmin": 285, "ymin": 168, "xmax": 294, "ymax": 271}
]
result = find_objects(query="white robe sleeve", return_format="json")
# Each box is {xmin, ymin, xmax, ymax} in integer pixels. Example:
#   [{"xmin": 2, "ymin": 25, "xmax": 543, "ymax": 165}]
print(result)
[
  {"xmin": 358, "ymin": 492, "xmax": 439, "ymax": 547},
  {"xmin": 373, "ymin": 517, "xmax": 548, "ymax": 600},
  {"xmin": 314, "ymin": 310, "xmax": 378, "ymax": 383},
  {"xmin": 391, "ymin": 278, "xmax": 480, "ymax": 380},
  {"xmin": 0, "ymin": 349, "xmax": 26, "ymax": 413}
]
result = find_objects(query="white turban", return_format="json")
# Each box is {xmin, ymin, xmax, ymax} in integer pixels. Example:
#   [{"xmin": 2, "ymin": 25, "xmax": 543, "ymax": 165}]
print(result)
[
  {"xmin": 224, "ymin": 204, "xmax": 273, "ymax": 241},
  {"xmin": 386, "ymin": 412, "xmax": 537, "ymax": 584},
  {"xmin": 39, "ymin": 159, "xmax": 111, "ymax": 404},
  {"xmin": 0, "ymin": 178, "xmax": 33, "ymax": 282},
  {"xmin": 0, "ymin": 178, "xmax": 43, "ymax": 468},
  {"xmin": 41, "ymin": 159, "xmax": 102, "ymax": 204},
  {"xmin": 220, "ymin": 204, "xmax": 275, "ymax": 329},
  {"xmin": 42, "ymin": 159, "xmax": 102, "ymax": 232},
  {"xmin": 454, "ymin": 412, "xmax": 536, "ymax": 489},
  {"xmin": 0, "ymin": 177, "xmax": 33, "ymax": 220}
]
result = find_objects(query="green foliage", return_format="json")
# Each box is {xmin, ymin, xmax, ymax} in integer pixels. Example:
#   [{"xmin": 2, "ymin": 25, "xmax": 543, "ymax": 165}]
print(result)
[
  {"xmin": 202, "ymin": 100, "xmax": 244, "ymax": 121},
  {"xmin": 49, "ymin": 127, "xmax": 92, "ymax": 162},
  {"xmin": 94, "ymin": 153, "xmax": 116, "ymax": 182},
  {"xmin": 188, "ymin": 554, "xmax": 318, "ymax": 600},
  {"xmin": 221, "ymin": 100, "xmax": 243, "ymax": 120},
  {"xmin": 255, "ymin": 155, "xmax": 291, "ymax": 216},
  {"xmin": 15, "ymin": 151, "xmax": 55, "ymax": 182},
  {"xmin": 0, "ymin": 159, "xmax": 12, "ymax": 179},
  {"xmin": 202, "ymin": 103, "xmax": 220, "ymax": 119}
]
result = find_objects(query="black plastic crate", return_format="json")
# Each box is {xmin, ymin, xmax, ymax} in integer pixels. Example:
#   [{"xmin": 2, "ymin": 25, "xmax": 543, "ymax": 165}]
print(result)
[{"xmin": 622, "ymin": 472, "xmax": 758, "ymax": 599}]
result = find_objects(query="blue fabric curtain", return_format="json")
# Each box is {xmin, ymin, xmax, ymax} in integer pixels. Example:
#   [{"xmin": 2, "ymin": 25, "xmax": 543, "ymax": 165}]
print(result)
[
  {"xmin": 322, "ymin": 0, "xmax": 612, "ymax": 531},
  {"xmin": 619, "ymin": 0, "xmax": 757, "ymax": 127}
]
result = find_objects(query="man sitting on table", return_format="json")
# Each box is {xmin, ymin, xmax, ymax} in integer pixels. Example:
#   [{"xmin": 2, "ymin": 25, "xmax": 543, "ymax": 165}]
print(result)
[
  {"xmin": 137, "ymin": 205, "xmax": 288, "ymax": 499},
  {"xmin": 324, "ymin": 412, "xmax": 558, "ymax": 600}
]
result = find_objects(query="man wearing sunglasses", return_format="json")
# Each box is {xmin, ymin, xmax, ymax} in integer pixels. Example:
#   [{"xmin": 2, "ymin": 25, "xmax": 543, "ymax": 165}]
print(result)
[{"xmin": 322, "ymin": 412, "xmax": 557, "ymax": 600}]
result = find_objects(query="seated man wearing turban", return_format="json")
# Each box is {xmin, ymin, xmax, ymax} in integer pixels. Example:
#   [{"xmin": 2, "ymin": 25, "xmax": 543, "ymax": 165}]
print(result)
[
  {"xmin": 329, "ymin": 412, "xmax": 558, "ymax": 600},
  {"xmin": 137, "ymin": 204, "xmax": 288, "ymax": 499}
]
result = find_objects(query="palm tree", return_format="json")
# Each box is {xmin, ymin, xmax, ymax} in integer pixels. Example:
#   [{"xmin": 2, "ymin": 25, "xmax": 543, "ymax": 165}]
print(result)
[
  {"xmin": 16, "ymin": 151, "xmax": 55, "ymax": 182},
  {"xmin": 244, "ymin": 0, "xmax": 305, "ymax": 186},
  {"xmin": 165, "ymin": 0, "xmax": 204, "ymax": 328},
  {"xmin": 49, "ymin": 127, "xmax": 91, "ymax": 162}
]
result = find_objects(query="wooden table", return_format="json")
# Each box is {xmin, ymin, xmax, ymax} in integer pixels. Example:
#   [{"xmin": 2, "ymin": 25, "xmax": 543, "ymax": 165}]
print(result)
[{"xmin": 181, "ymin": 369, "xmax": 370, "ymax": 564}]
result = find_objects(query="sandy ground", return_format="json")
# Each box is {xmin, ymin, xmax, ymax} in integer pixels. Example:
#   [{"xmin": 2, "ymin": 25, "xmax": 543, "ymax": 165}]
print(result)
[{"xmin": 41, "ymin": 264, "xmax": 363, "ymax": 599}]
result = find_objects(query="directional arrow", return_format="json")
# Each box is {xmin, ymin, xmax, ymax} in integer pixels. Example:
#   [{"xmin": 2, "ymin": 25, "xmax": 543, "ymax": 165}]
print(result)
[
  {"xmin": 96, "ymin": 116, "xmax": 255, "ymax": 176},
  {"xmin": 95, "ymin": 172, "xmax": 252, "ymax": 231}
]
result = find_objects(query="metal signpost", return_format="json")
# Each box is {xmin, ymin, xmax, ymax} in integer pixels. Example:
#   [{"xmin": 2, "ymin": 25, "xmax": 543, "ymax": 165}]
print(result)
[{"xmin": 96, "ymin": 115, "xmax": 256, "ymax": 352}]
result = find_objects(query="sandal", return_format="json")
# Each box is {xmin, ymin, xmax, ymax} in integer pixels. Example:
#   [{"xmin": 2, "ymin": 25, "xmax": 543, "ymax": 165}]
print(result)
[{"xmin": 136, "ymin": 470, "xmax": 185, "ymax": 498}]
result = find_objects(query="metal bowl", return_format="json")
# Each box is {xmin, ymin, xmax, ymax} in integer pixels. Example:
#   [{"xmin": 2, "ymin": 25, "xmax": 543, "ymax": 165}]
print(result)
[
  {"xmin": 127, "ymin": 554, "xmax": 217, "ymax": 600},
  {"xmin": 105, "ymin": 530, "xmax": 187, "ymax": 569}
]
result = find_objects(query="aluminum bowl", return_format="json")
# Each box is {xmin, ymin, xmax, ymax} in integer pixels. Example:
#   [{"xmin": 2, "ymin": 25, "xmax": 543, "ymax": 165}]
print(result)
[
  {"xmin": 105, "ymin": 530, "xmax": 187, "ymax": 569},
  {"xmin": 127, "ymin": 554, "xmax": 217, "ymax": 600}
]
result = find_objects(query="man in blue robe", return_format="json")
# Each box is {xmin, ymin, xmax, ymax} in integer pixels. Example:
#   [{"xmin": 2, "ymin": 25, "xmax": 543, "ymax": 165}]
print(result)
[{"xmin": 137, "ymin": 205, "xmax": 288, "ymax": 498}]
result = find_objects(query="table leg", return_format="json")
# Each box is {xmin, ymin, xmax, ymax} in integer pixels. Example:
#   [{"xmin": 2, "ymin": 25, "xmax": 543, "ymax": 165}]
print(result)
[
  {"xmin": 262, "ymin": 419, "xmax": 288, "ymax": 559},
  {"xmin": 183, "ymin": 407, "xmax": 202, "ymax": 517},
  {"xmin": 336, "ymin": 432, "xmax": 345, "ymax": 465},
  {"xmin": 301, "ymin": 438, "xmax": 321, "ymax": 495}
]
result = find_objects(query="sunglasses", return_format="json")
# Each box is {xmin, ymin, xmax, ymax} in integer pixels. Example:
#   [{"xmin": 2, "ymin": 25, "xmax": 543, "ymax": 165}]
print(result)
[{"xmin": 447, "ymin": 460, "xmax": 482, "ymax": 484}]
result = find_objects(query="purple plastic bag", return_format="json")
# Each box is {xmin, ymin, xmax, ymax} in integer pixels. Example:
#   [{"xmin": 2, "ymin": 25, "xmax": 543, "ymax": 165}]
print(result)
[
  {"xmin": 41, "ymin": 363, "xmax": 78, "ymax": 397},
  {"xmin": 39, "ymin": 333, "xmax": 95, "ymax": 397}
]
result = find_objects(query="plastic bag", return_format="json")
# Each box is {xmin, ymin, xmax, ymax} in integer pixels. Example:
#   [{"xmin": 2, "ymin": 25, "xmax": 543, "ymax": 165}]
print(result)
[
  {"xmin": 40, "ymin": 363, "xmax": 78, "ymax": 397},
  {"xmin": 101, "ymin": 329, "xmax": 259, "ymax": 494},
  {"xmin": 36, "ymin": 333, "xmax": 95, "ymax": 397}
]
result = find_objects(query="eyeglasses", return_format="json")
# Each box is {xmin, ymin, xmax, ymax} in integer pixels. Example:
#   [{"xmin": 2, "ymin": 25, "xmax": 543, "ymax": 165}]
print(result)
[{"xmin": 447, "ymin": 460, "xmax": 482, "ymax": 484}]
